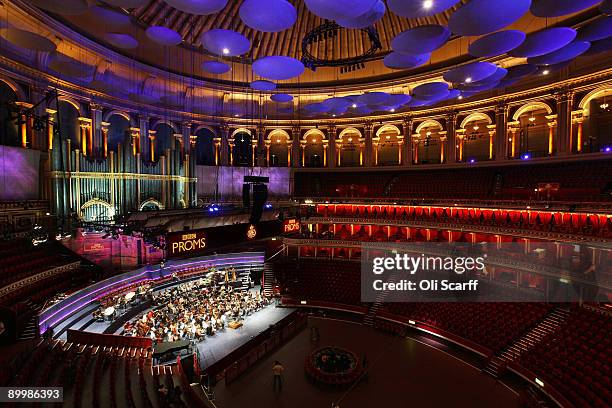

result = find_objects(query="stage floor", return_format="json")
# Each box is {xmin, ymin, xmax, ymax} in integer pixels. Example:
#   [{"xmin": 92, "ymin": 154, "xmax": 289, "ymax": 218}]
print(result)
[
  {"xmin": 213, "ymin": 316, "xmax": 521, "ymax": 408},
  {"xmin": 54, "ymin": 284, "xmax": 295, "ymax": 370}
]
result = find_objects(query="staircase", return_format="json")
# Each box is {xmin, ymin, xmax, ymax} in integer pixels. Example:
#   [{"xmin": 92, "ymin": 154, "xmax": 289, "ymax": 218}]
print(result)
[
  {"xmin": 262, "ymin": 263, "xmax": 275, "ymax": 297},
  {"xmin": 483, "ymin": 308, "xmax": 570, "ymax": 378},
  {"xmin": 363, "ymin": 272, "xmax": 399, "ymax": 326},
  {"xmin": 18, "ymin": 299, "xmax": 44, "ymax": 340}
]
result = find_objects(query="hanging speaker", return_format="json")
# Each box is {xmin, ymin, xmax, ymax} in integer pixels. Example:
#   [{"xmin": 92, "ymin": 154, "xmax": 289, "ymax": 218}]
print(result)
[
  {"xmin": 242, "ymin": 183, "xmax": 251, "ymax": 209},
  {"xmin": 249, "ymin": 184, "xmax": 268, "ymax": 225}
]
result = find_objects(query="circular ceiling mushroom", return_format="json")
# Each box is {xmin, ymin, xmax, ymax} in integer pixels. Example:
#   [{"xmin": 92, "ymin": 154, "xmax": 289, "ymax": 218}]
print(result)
[
  {"xmin": 383, "ymin": 52, "xmax": 430, "ymax": 69},
  {"xmin": 449, "ymin": 0, "xmax": 531, "ymax": 36},
  {"xmin": 530, "ymin": 0, "xmax": 602, "ymax": 18},
  {"xmin": 528, "ymin": 41, "xmax": 591, "ymax": 65},
  {"xmin": 201, "ymin": 29, "xmax": 251, "ymax": 57},
  {"xmin": 271, "ymin": 93, "xmax": 293, "ymax": 102},
  {"xmin": 304, "ymin": 0, "xmax": 378, "ymax": 20},
  {"xmin": 509, "ymin": 27, "xmax": 577, "ymax": 57},
  {"xmin": 103, "ymin": 0, "xmax": 148, "ymax": 7},
  {"xmin": 253, "ymin": 56, "xmax": 305, "ymax": 80},
  {"xmin": 250, "ymin": 80, "xmax": 277, "ymax": 91},
  {"xmin": 146, "ymin": 26, "xmax": 182, "ymax": 46},
  {"xmin": 412, "ymin": 82, "xmax": 449, "ymax": 99},
  {"xmin": 336, "ymin": 0, "xmax": 386, "ymax": 29},
  {"xmin": 388, "ymin": 0, "xmax": 460, "ymax": 18},
  {"xmin": 201, "ymin": 60, "xmax": 231, "ymax": 74},
  {"xmin": 443, "ymin": 61, "xmax": 498, "ymax": 84},
  {"xmin": 164, "ymin": 0, "xmax": 228, "ymax": 15},
  {"xmin": 239, "ymin": 0, "xmax": 297, "ymax": 32},
  {"xmin": 391, "ymin": 25, "xmax": 450, "ymax": 55},
  {"xmin": 505, "ymin": 63, "xmax": 539, "ymax": 80},
  {"xmin": 104, "ymin": 33, "xmax": 139, "ymax": 49},
  {"xmin": 468, "ymin": 30, "xmax": 526, "ymax": 58},
  {"xmin": 577, "ymin": 16, "xmax": 612, "ymax": 42},
  {"xmin": 0, "ymin": 28, "xmax": 56, "ymax": 52},
  {"xmin": 91, "ymin": 6, "xmax": 131, "ymax": 27}
]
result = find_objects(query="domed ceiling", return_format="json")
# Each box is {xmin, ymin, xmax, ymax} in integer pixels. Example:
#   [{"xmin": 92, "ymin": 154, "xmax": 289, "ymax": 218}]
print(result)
[
  {"xmin": 3, "ymin": 0, "xmax": 611, "ymax": 120},
  {"xmin": 21, "ymin": 0, "xmax": 604, "ymax": 87}
]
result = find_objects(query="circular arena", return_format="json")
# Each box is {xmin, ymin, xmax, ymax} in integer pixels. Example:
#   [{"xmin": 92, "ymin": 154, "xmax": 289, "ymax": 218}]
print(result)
[{"xmin": 0, "ymin": 1, "xmax": 611, "ymax": 407}]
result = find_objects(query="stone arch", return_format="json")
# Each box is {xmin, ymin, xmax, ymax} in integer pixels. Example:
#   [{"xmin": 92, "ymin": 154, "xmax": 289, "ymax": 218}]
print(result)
[
  {"xmin": 80, "ymin": 198, "xmax": 115, "ymax": 222},
  {"xmin": 267, "ymin": 129, "xmax": 291, "ymax": 141},
  {"xmin": 303, "ymin": 128, "xmax": 327, "ymax": 141},
  {"xmin": 104, "ymin": 109, "xmax": 131, "ymax": 123},
  {"xmin": 579, "ymin": 86, "xmax": 612, "ymax": 115},
  {"xmin": 57, "ymin": 95, "xmax": 82, "ymax": 114},
  {"xmin": 375, "ymin": 124, "xmax": 401, "ymax": 138},
  {"xmin": 140, "ymin": 198, "xmax": 164, "ymax": 211},
  {"xmin": 193, "ymin": 124, "xmax": 217, "ymax": 136},
  {"xmin": 338, "ymin": 127, "xmax": 362, "ymax": 140},
  {"xmin": 151, "ymin": 119, "xmax": 179, "ymax": 134},
  {"xmin": 512, "ymin": 101, "xmax": 553, "ymax": 121},
  {"xmin": 230, "ymin": 127, "xmax": 252, "ymax": 141},
  {"xmin": 415, "ymin": 119, "xmax": 443, "ymax": 134},
  {"xmin": 0, "ymin": 76, "xmax": 26, "ymax": 101},
  {"xmin": 460, "ymin": 112, "xmax": 493, "ymax": 129}
]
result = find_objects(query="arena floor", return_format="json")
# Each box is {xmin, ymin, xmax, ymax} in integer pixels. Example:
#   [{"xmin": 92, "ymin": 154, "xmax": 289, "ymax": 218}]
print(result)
[{"xmin": 213, "ymin": 316, "xmax": 521, "ymax": 408}]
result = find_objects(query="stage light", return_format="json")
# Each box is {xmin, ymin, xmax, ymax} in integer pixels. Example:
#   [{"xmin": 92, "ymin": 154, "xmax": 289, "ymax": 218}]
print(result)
[
  {"xmin": 408, "ymin": 320, "xmax": 416, "ymax": 325},
  {"xmin": 469, "ymin": 158, "xmax": 476, "ymax": 163},
  {"xmin": 222, "ymin": 47, "xmax": 230, "ymax": 55},
  {"xmin": 465, "ymin": 76, "xmax": 472, "ymax": 83},
  {"xmin": 542, "ymin": 69, "xmax": 549, "ymax": 75},
  {"xmin": 423, "ymin": 0, "xmax": 433, "ymax": 9},
  {"xmin": 522, "ymin": 154, "xmax": 530, "ymax": 159},
  {"xmin": 604, "ymin": 146, "xmax": 611, "ymax": 152},
  {"xmin": 458, "ymin": 95, "xmax": 463, "ymax": 99},
  {"xmin": 352, "ymin": 103, "xmax": 357, "ymax": 108}
]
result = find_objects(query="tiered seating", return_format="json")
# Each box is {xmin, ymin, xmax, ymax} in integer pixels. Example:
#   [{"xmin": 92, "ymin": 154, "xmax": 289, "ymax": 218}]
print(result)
[
  {"xmin": 274, "ymin": 260, "xmax": 362, "ymax": 306},
  {"xmin": 517, "ymin": 307, "xmax": 611, "ymax": 407},
  {"xmin": 294, "ymin": 159, "xmax": 612, "ymax": 201},
  {"xmin": 383, "ymin": 303, "xmax": 552, "ymax": 353},
  {"xmin": 5, "ymin": 338, "xmax": 157, "ymax": 408}
]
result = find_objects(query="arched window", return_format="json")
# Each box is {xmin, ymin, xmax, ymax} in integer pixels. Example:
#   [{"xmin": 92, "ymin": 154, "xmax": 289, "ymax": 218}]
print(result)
[
  {"xmin": 303, "ymin": 130, "xmax": 326, "ymax": 168},
  {"xmin": 107, "ymin": 114, "xmax": 129, "ymax": 152},
  {"xmin": 414, "ymin": 120, "xmax": 444, "ymax": 164},
  {"xmin": 337, "ymin": 128, "xmax": 362, "ymax": 167},
  {"xmin": 58, "ymin": 100, "xmax": 80, "ymax": 147},
  {"xmin": 195, "ymin": 127, "xmax": 215, "ymax": 165},
  {"xmin": 517, "ymin": 108, "xmax": 550, "ymax": 157},
  {"xmin": 583, "ymin": 90, "xmax": 612, "ymax": 152},
  {"xmin": 154, "ymin": 123, "xmax": 174, "ymax": 155},
  {"xmin": 267, "ymin": 130, "xmax": 291, "ymax": 167},
  {"xmin": 0, "ymin": 81, "xmax": 18, "ymax": 146},
  {"xmin": 461, "ymin": 113, "xmax": 493, "ymax": 162},
  {"xmin": 232, "ymin": 131, "xmax": 253, "ymax": 166},
  {"xmin": 375, "ymin": 125, "xmax": 402, "ymax": 166}
]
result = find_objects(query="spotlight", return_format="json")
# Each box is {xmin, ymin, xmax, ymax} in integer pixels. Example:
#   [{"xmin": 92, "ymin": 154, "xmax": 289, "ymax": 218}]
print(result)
[
  {"xmin": 352, "ymin": 104, "xmax": 357, "ymax": 108},
  {"xmin": 469, "ymin": 158, "xmax": 476, "ymax": 164},
  {"xmin": 222, "ymin": 48, "xmax": 230, "ymax": 55},
  {"xmin": 423, "ymin": 0, "xmax": 433, "ymax": 9},
  {"xmin": 465, "ymin": 77, "xmax": 472, "ymax": 83},
  {"xmin": 522, "ymin": 154, "xmax": 530, "ymax": 160},
  {"xmin": 458, "ymin": 95, "xmax": 463, "ymax": 100},
  {"xmin": 604, "ymin": 147, "xmax": 611, "ymax": 152},
  {"xmin": 529, "ymin": 116, "xmax": 536, "ymax": 122},
  {"xmin": 390, "ymin": 108, "xmax": 395, "ymax": 112},
  {"xmin": 542, "ymin": 69, "xmax": 549, "ymax": 75}
]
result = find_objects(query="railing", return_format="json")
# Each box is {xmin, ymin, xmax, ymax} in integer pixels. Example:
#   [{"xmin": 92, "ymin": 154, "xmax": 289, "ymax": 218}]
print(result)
[{"xmin": 203, "ymin": 311, "xmax": 307, "ymax": 385}]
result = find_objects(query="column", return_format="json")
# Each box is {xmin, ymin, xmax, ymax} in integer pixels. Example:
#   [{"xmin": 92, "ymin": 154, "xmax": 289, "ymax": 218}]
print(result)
[
  {"xmin": 291, "ymin": 126, "xmax": 301, "ymax": 167},
  {"xmin": 301, "ymin": 142, "xmax": 306, "ymax": 167},
  {"xmin": 189, "ymin": 135, "xmax": 197, "ymax": 154},
  {"xmin": 445, "ymin": 112, "xmax": 456, "ymax": 163},
  {"xmin": 487, "ymin": 125, "xmax": 496, "ymax": 160},
  {"xmin": 15, "ymin": 102, "xmax": 33, "ymax": 148},
  {"xmin": 455, "ymin": 129, "xmax": 466, "ymax": 162},
  {"xmin": 363, "ymin": 123, "xmax": 373, "ymax": 167},
  {"xmin": 173, "ymin": 133, "xmax": 183, "ymax": 155},
  {"xmin": 402, "ymin": 118, "xmax": 413, "ymax": 166},
  {"xmin": 286, "ymin": 141, "xmax": 291, "ymax": 167},
  {"xmin": 78, "ymin": 117, "xmax": 92, "ymax": 156},
  {"xmin": 131, "ymin": 128, "xmax": 141, "ymax": 156},
  {"xmin": 90, "ymin": 103, "xmax": 103, "ymax": 157},
  {"xmin": 573, "ymin": 116, "xmax": 584, "ymax": 153},
  {"xmin": 139, "ymin": 116, "xmax": 150, "ymax": 157},
  {"xmin": 507, "ymin": 122, "xmax": 519, "ymax": 158},
  {"xmin": 337, "ymin": 143, "xmax": 342, "ymax": 166},
  {"xmin": 148, "ymin": 130, "xmax": 157, "ymax": 162},
  {"xmin": 495, "ymin": 103, "xmax": 508, "ymax": 160},
  {"xmin": 46, "ymin": 109, "xmax": 56, "ymax": 151},
  {"xmin": 182, "ymin": 122, "xmax": 191, "ymax": 151},
  {"xmin": 256, "ymin": 126, "xmax": 265, "ymax": 167},
  {"xmin": 101, "ymin": 122, "xmax": 110, "ymax": 158},
  {"xmin": 438, "ymin": 131, "xmax": 447, "ymax": 163},
  {"xmin": 412, "ymin": 135, "xmax": 419, "ymax": 164},
  {"xmin": 555, "ymin": 90, "xmax": 574, "ymax": 155},
  {"xmin": 219, "ymin": 125, "xmax": 229, "ymax": 166},
  {"xmin": 327, "ymin": 126, "xmax": 336, "ymax": 168},
  {"xmin": 546, "ymin": 115, "xmax": 557, "ymax": 155}
]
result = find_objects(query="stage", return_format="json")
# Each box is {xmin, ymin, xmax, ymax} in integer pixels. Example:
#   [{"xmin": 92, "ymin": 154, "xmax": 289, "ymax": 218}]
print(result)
[{"xmin": 53, "ymin": 283, "xmax": 295, "ymax": 370}]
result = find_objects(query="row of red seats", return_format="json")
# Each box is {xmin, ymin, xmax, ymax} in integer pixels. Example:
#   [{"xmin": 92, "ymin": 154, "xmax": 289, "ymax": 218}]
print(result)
[{"xmin": 517, "ymin": 307, "xmax": 611, "ymax": 408}]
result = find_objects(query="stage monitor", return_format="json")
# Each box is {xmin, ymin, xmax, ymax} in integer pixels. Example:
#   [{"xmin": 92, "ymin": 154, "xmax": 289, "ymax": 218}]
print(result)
[{"xmin": 244, "ymin": 175, "xmax": 269, "ymax": 183}]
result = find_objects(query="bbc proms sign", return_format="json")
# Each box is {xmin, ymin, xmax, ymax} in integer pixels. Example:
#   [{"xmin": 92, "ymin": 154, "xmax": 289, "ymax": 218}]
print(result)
[
  {"xmin": 282, "ymin": 218, "xmax": 300, "ymax": 233},
  {"xmin": 166, "ymin": 229, "xmax": 207, "ymax": 258}
]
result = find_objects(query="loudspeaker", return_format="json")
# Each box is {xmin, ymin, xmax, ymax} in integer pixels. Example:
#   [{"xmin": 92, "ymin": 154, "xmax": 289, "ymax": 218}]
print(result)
[
  {"xmin": 242, "ymin": 183, "xmax": 251, "ymax": 209},
  {"xmin": 249, "ymin": 184, "xmax": 268, "ymax": 224}
]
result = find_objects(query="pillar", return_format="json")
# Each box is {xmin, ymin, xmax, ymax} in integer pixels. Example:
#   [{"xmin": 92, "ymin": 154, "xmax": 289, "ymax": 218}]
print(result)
[
  {"xmin": 364, "ymin": 123, "xmax": 373, "ymax": 167},
  {"xmin": 219, "ymin": 126, "xmax": 229, "ymax": 166},
  {"xmin": 487, "ymin": 125, "xmax": 496, "ymax": 160},
  {"xmin": 189, "ymin": 135, "xmax": 197, "ymax": 154},
  {"xmin": 139, "ymin": 116, "xmax": 150, "ymax": 156},
  {"xmin": 546, "ymin": 115, "xmax": 557, "ymax": 155},
  {"xmin": 148, "ymin": 130, "xmax": 157, "ymax": 162},
  {"xmin": 455, "ymin": 129, "xmax": 466, "ymax": 162},
  {"xmin": 78, "ymin": 117, "xmax": 92, "ymax": 156},
  {"xmin": 101, "ymin": 122, "xmax": 110, "ymax": 158},
  {"xmin": 327, "ymin": 126, "xmax": 336, "ymax": 168},
  {"xmin": 411, "ymin": 135, "xmax": 419, "ymax": 164},
  {"xmin": 445, "ymin": 112, "xmax": 457, "ymax": 163},
  {"xmin": 256, "ymin": 126, "xmax": 265, "ymax": 167},
  {"xmin": 555, "ymin": 90, "xmax": 574, "ymax": 155},
  {"xmin": 495, "ymin": 103, "xmax": 508, "ymax": 160},
  {"xmin": 46, "ymin": 109, "xmax": 56, "ymax": 151},
  {"xmin": 90, "ymin": 104, "xmax": 103, "ymax": 157},
  {"xmin": 131, "ymin": 128, "xmax": 141, "ymax": 156},
  {"xmin": 438, "ymin": 132, "xmax": 447, "ymax": 163},
  {"xmin": 402, "ymin": 118, "xmax": 413, "ymax": 166},
  {"xmin": 507, "ymin": 122, "xmax": 519, "ymax": 158},
  {"xmin": 291, "ymin": 127, "xmax": 301, "ymax": 167},
  {"xmin": 574, "ymin": 116, "xmax": 584, "ymax": 153}
]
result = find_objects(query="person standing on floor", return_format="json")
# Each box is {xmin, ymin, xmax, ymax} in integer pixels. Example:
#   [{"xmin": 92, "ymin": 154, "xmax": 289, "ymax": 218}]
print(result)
[{"xmin": 272, "ymin": 361, "xmax": 285, "ymax": 390}]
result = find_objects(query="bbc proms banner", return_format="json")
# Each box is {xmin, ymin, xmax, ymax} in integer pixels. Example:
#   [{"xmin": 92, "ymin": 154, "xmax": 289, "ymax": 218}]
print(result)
[{"xmin": 165, "ymin": 220, "xmax": 283, "ymax": 259}]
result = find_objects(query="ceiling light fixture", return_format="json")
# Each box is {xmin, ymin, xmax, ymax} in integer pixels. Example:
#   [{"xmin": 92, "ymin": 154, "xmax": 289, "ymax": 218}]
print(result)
[
  {"xmin": 222, "ymin": 47, "xmax": 230, "ymax": 55},
  {"xmin": 423, "ymin": 0, "xmax": 434, "ymax": 10},
  {"xmin": 473, "ymin": 125, "xmax": 479, "ymax": 130},
  {"xmin": 542, "ymin": 69, "xmax": 549, "ymax": 75},
  {"xmin": 529, "ymin": 116, "xmax": 536, "ymax": 122},
  {"xmin": 352, "ymin": 103, "xmax": 357, "ymax": 108},
  {"xmin": 465, "ymin": 77, "xmax": 472, "ymax": 83},
  {"xmin": 390, "ymin": 108, "xmax": 395, "ymax": 112},
  {"xmin": 458, "ymin": 95, "xmax": 463, "ymax": 99}
]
